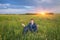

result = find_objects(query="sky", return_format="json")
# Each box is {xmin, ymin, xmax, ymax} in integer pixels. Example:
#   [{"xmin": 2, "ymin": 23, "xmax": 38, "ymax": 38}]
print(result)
[{"xmin": 0, "ymin": 0, "xmax": 60, "ymax": 14}]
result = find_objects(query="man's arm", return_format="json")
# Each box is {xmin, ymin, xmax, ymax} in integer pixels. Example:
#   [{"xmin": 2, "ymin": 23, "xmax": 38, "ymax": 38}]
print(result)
[{"xmin": 21, "ymin": 23, "xmax": 25, "ymax": 27}]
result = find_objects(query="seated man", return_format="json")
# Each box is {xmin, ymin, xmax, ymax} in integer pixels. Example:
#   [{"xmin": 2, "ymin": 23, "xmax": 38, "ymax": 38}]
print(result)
[
  {"xmin": 27, "ymin": 19, "xmax": 37, "ymax": 32},
  {"xmin": 22, "ymin": 19, "xmax": 37, "ymax": 34}
]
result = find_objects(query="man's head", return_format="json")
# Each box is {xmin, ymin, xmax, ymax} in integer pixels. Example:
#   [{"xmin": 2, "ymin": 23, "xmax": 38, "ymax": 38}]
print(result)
[{"xmin": 30, "ymin": 19, "xmax": 34, "ymax": 24}]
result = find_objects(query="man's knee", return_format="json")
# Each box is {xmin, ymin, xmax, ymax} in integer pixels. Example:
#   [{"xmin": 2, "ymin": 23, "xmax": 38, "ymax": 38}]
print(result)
[{"xmin": 23, "ymin": 27, "xmax": 28, "ymax": 34}]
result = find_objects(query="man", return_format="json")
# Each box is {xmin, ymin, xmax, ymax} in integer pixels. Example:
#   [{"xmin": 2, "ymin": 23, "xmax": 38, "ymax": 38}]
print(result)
[
  {"xmin": 22, "ymin": 19, "xmax": 37, "ymax": 34},
  {"xmin": 28, "ymin": 19, "xmax": 37, "ymax": 32}
]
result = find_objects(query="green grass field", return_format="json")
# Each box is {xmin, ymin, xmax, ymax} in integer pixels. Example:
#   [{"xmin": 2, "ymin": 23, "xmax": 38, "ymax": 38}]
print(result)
[{"xmin": 0, "ymin": 14, "xmax": 60, "ymax": 40}]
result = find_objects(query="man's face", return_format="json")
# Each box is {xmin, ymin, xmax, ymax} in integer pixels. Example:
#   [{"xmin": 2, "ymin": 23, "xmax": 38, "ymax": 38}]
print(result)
[{"xmin": 30, "ymin": 20, "xmax": 34, "ymax": 24}]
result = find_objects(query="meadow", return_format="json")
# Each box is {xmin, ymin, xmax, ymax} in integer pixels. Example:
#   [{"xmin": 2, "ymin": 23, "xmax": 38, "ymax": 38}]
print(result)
[{"xmin": 0, "ymin": 14, "xmax": 60, "ymax": 40}]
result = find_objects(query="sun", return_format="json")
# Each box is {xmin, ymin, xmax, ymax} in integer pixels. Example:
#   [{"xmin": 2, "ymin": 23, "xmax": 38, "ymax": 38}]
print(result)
[
  {"xmin": 38, "ymin": 11, "xmax": 47, "ymax": 15},
  {"xmin": 35, "ymin": 12, "xmax": 46, "ymax": 16},
  {"xmin": 36, "ymin": 11, "xmax": 49, "ymax": 16},
  {"xmin": 40, "ymin": 12, "xmax": 46, "ymax": 15}
]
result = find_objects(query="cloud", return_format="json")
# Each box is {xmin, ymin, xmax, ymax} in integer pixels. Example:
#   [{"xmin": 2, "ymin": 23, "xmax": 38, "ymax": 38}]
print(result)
[
  {"xmin": 51, "ymin": 5, "xmax": 60, "ymax": 13},
  {"xmin": 0, "ymin": 3, "xmax": 60, "ymax": 14},
  {"xmin": 0, "ymin": 4, "xmax": 36, "ymax": 14},
  {"xmin": 24, "ymin": 6, "xmax": 34, "ymax": 9},
  {"xmin": 0, "ymin": 3, "xmax": 11, "ymax": 9},
  {"xmin": 0, "ymin": 8, "xmax": 27, "ymax": 14},
  {"xmin": 24, "ymin": 6, "xmax": 36, "ymax": 11},
  {"xmin": 33, "ymin": 0, "xmax": 53, "ymax": 4},
  {"xmin": 0, "ymin": 3, "xmax": 35, "ymax": 9},
  {"xmin": 40, "ymin": 0, "xmax": 52, "ymax": 3},
  {"xmin": 0, "ymin": 3, "xmax": 10, "ymax": 6},
  {"xmin": 0, "ymin": 3, "xmax": 37, "ymax": 14}
]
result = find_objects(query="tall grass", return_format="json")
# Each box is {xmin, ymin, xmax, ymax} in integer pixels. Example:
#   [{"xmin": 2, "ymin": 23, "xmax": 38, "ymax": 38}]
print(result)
[{"xmin": 0, "ymin": 14, "xmax": 60, "ymax": 40}]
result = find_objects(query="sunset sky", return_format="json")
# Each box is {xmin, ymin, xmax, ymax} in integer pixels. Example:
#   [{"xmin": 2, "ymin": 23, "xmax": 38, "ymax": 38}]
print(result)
[{"xmin": 0, "ymin": 0, "xmax": 60, "ymax": 14}]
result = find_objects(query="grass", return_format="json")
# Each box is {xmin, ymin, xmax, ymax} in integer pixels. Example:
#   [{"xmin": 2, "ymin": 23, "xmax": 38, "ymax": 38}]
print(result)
[{"xmin": 0, "ymin": 14, "xmax": 60, "ymax": 40}]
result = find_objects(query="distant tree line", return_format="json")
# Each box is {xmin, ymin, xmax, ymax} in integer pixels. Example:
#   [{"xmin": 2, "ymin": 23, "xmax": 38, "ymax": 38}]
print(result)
[
  {"xmin": 25, "ymin": 13, "xmax": 54, "ymax": 15},
  {"xmin": 45, "ymin": 13, "xmax": 54, "ymax": 15},
  {"xmin": 0, "ymin": 13, "xmax": 54, "ymax": 15}
]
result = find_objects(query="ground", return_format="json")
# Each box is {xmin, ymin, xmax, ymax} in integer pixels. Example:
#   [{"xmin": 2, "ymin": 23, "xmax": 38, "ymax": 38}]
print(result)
[{"xmin": 0, "ymin": 14, "xmax": 60, "ymax": 40}]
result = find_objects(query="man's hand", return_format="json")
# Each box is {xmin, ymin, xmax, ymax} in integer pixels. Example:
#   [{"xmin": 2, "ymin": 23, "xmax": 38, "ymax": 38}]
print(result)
[
  {"xmin": 37, "ymin": 25, "xmax": 39, "ymax": 27},
  {"xmin": 22, "ymin": 23, "xmax": 25, "ymax": 27}
]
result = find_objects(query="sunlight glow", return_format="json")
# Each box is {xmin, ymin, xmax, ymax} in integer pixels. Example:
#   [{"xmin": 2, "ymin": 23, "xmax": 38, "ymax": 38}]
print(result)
[
  {"xmin": 36, "ymin": 11, "xmax": 48, "ymax": 15},
  {"xmin": 40, "ymin": 12, "xmax": 46, "ymax": 15}
]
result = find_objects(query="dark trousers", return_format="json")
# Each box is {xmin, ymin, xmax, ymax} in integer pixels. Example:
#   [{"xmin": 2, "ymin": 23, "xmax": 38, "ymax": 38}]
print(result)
[
  {"xmin": 29, "ymin": 27, "xmax": 37, "ymax": 32},
  {"xmin": 23, "ymin": 27, "xmax": 37, "ymax": 34}
]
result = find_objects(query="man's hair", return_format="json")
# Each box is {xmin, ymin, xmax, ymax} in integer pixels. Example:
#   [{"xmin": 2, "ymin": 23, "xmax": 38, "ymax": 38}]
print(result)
[{"xmin": 31, "ymin": 19, "xmax": 34, "ymax": 20}]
